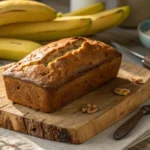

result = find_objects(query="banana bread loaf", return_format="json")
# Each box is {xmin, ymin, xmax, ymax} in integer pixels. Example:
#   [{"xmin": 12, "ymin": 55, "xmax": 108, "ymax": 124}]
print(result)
[{"xmin": 3, "ymin": 37, "xmax": 122, "ymax": 112}]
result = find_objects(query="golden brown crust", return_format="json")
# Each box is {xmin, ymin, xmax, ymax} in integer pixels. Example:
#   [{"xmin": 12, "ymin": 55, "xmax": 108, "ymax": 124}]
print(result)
[
  {"xmin": 3, "ymin": 57, "xmax": 121, "ymax": 112},
  {"xmin": 3, "ymin": 37, "xmax": 121, "ymax": 88},
  {"xmin": 3, "ymin": 37, "xmax": 122, "ymax": 112}
]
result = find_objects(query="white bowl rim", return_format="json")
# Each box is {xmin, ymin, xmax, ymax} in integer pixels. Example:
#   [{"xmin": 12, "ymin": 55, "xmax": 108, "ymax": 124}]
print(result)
[{"xmin": 138, "ymin": 19, "xmax": 150, "ymax": 39}]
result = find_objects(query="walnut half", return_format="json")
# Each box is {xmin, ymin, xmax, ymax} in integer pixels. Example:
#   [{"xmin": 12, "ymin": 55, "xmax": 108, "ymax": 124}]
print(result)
[
  {"xmin": 81, "ymin": 104, "xmax": 98, "ymax": 114},
  {"xmin": 87, "ymin": 105, "xmax": 98, "ymax": 114}
]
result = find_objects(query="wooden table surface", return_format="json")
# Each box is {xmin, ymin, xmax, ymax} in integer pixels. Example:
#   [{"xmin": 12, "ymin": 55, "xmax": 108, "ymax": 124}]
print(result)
[
  {"xmin": 0, "ymin": 0, "xmax": 150, "ymax": 149},
  {"xmin": 129, "ymin": 139, "xmax": 150, "ymax": 150}
]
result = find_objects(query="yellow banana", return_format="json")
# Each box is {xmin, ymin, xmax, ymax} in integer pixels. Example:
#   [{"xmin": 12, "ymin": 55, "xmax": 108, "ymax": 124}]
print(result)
[
  {"xmin": 0, "ymin": 38, "xmax": 41, "ymax": 60},
  {"xmin": 0, "ymin": 18, "xmax": 91, "ymax": 41},
  {"xmin": 0, "ymin": 0, "xmax": 56, "ymax": 26},
  {"xmin": 85, "ymin": 6, "xmax": 130, "ymax": 35},
  {"xmin": 63, "ymin": 2, "xmax": 105, "ymax": 16},
  {"xmin": 0, "ymin": 6, "xmax": 129, "ymax": 41},
  {"xmin": 57, "ymin": 6, "xmax": 130, "ymax": 35}
]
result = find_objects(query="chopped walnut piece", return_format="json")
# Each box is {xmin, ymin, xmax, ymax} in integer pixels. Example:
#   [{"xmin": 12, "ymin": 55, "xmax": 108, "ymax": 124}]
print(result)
[
  {"xmin": 131, "ymin": 77, "xmax": 144, "ymax": 84},
  {"xmin": 87, "ymin": 105, "xmax": 98, "ymax": 114},
  {"xmin": 81, "ymin": 104, "xmax": 91, "ymax": 113},
  {"xmin": 114, "ymin": 88, "xmax": 130, "ymax": 96},
  {"xmin": 81, "ymin": 104, "xmax": 98, "ymax": 114}
]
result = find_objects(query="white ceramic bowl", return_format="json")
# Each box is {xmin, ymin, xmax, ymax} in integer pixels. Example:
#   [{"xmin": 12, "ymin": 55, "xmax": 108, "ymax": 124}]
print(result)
[{"xmin": 138, "ymin": 20, "xmax": 150, "ymax": 49}]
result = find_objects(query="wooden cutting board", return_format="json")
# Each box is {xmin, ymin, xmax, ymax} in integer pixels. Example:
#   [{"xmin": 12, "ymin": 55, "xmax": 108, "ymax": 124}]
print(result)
[{"xmin": 0, "ymin": 62, "xmax": 150, "ymax": 144}]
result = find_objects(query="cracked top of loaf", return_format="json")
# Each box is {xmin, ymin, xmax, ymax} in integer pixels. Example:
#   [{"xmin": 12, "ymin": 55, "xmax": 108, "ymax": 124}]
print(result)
[{"xmin": 3, "ymin": 37, "xmax": 121, "ymax": 88}]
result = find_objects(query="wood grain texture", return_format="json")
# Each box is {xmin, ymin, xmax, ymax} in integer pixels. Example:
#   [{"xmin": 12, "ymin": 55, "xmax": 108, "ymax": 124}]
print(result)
[{"xmin": 0, "ymin": 62, "xmax": 150, "ymax": 144}]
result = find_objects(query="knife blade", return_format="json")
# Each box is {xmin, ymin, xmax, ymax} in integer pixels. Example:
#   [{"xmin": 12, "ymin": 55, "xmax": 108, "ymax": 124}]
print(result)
[
  {"xmin": 111, "ymin": 42, "xmax": 150, "ymax": 70},
  {"xmin": 111, "ymin": 42, "xmax": 144, "ymax": 59}
]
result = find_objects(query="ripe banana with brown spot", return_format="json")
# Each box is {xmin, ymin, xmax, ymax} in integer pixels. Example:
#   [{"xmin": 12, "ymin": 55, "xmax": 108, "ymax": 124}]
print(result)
[
  {"xmin": 0, "ymin": 0, "xmax": 56, "ymax": 26},
  {"xmin": 0, "ymin": 18, "xmax": 92, "ymax": 41},
  {"xmin": 0, "ymin": 6, "xmax": 130, "ymax": 41},
  {"xmin": 56, "ymin": 6, "xmax": 130, "ymax": 35}
]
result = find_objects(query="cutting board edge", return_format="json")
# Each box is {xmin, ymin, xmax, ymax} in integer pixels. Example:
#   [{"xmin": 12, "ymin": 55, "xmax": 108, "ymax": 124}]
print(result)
[{"xmin": 0, "ymin": 63, "xmax": 150, "ymax": 144}]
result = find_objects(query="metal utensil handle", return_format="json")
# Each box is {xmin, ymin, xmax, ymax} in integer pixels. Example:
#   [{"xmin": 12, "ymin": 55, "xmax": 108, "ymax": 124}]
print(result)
[
  {"xmin": 113, "ymin": 110, "xmax": 144, "ymax": 140},
  {"xmin": 143, "ymin": 56, "xmax": 150, "ymax": 70}
]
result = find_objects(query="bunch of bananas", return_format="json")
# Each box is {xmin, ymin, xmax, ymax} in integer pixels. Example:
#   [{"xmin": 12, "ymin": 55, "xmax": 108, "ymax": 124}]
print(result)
[{"xmin": 0, "ymin": 0, "xmax": 130, "ymax": 60}]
